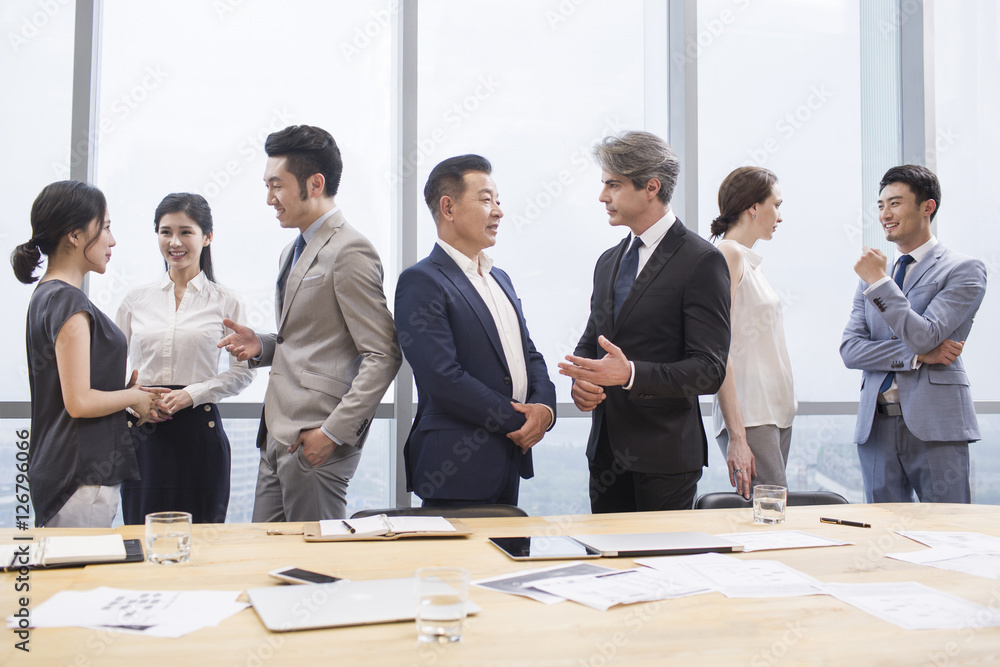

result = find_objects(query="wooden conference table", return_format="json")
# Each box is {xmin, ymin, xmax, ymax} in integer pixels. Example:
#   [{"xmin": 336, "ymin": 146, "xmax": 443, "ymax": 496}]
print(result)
[{"xmin": 3, "ymin": 503, "xmax": 1000, "ymax": 666}]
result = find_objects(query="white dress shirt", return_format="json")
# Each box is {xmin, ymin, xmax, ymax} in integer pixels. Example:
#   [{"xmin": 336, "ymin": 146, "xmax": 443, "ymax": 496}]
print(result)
[
  {"xmin": 116, "ymin": 271, "xmax": 255, "ymax": 406},
  {"xmin": 622, "ymin": 210, "xmax": 676, "ymax": 390},
  {"xmin": 436, "ymin": 239, "xmax": 529, "ymax": 404}
]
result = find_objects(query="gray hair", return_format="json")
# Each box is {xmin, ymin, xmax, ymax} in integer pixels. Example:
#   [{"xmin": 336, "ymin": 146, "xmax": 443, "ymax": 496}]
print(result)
[{"xmin": 592, "ymin": 131, "xmax": 679, "ymax": 205}]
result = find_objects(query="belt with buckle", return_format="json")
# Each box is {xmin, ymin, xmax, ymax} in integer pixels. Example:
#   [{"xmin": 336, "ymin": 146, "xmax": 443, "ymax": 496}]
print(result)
[{"xmin": 876, "ymin": 402, "xmax": 903, "ymax": 417}]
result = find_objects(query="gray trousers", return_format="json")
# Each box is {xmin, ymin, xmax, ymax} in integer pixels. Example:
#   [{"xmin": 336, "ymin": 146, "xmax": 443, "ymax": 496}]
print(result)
[
  {"xmin": 717, "ymin": 424, "xmax": 792, "ymax": 488},
  {"xmin": 858, "ymin": 413, "xmax": 970, "ymax": 503},
  {"xmin": 252, "ymin": 433, "xmax": 362, "ymax": 522}
]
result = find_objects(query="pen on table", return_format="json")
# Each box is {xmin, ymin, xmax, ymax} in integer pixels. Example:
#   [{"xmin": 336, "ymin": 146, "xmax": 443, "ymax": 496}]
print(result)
[
  {"xmin": 820, "ymin": 517, "xmax": 871, "ymax": 529},
  {"xmin": 341, "ymin": 520, "xmax": 356, "ymax": 534}
]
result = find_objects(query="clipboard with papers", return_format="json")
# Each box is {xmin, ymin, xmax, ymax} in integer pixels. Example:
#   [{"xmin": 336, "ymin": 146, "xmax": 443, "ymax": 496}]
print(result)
[{"xmin": 303, "ymin": 515, "xmax": 472, "ymax": 542}]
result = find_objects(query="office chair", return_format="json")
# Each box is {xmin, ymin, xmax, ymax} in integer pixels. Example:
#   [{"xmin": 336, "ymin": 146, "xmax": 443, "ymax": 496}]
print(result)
[
  {"xmin": 350, "ymin": 504, "xmax": 529, "ymax": 519},
  {"xmin": 693, "ymin": 490, "xmax": 849, "ymax": 510}
]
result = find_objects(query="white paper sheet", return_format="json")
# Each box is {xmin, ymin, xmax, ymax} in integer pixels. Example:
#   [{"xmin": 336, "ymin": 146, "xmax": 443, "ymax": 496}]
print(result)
[
  {"xmin": 531, "ymin": 567, "xmax": 711, "ymax": 611},
  {"xmin": 473, "ymin": 562, "xmax": 617, "ymax": 604},
  {"xmin": 888, "ymin": 546, "xmax": 1000, "ymax": 580},
  {"xmin": 897, "ymin": 531, "xmax": 1000, "ymax": 554},
  {"xmin": 7, "ymin": 587, "xmax": 248, "ymax": 638},
  {"xmin": 637, "ymin": 552, "xmax": 825, "ymax": 598},
  {"xmin": 718, "ymin": 530, "xmax": 850, "ymax": 552},
  {"xmin": 823, "ymin": 582, "xmax": 1000, "ymax": 631}
]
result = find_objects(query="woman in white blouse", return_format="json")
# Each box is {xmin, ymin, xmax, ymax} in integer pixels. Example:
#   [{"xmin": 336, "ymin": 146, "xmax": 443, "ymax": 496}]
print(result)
[
  {"xmin": 116, "ymin": 193, "xmax": 254, "ymax": 523},
  {"xmin": 710, "ymin": 168, "xmax": 796, "ymax": 499}
]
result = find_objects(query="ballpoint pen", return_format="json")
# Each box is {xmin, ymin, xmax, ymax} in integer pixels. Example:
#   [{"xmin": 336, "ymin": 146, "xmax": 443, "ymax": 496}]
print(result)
[
  {"xmin": 820, "ymin": 517, "xmax": 871, "ymax": 528},
  {"xmin": 341, "ymin": 520, "xmax": 356, "ymax": 534}
]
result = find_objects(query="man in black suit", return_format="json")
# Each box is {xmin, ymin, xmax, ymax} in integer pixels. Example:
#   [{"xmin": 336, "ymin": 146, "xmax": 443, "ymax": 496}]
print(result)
[{"xmin": 559, "ymin": 131, "xmax": 731, "ymax": 512}]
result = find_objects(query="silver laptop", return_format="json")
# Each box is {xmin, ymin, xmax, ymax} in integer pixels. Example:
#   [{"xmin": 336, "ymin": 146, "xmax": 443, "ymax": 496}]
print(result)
[{"xmin": 248, "ymin": 578, "xmax": 480, "ymax": 632}]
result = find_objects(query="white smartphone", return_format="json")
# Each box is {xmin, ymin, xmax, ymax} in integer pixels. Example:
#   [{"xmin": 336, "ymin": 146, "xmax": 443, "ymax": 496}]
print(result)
[{"xmin": 268, "ymin": 566, "xmax": 344, "ymax": 585}]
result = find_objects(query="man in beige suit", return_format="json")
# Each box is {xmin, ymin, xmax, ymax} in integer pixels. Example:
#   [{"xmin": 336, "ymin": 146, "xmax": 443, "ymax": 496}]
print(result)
[{"xmin": 220, "ymin": 125, "xmax": 401, "ymax": 521}]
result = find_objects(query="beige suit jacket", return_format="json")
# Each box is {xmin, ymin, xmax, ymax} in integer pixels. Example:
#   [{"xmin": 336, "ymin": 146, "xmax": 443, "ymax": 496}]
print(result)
[{"xmin": 254, "ymin": 210, "xmax": 401, "ymax": 451}]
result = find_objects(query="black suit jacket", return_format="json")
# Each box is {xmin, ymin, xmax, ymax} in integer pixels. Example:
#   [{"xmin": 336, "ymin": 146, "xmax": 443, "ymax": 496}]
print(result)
[{"xmin": 574, "ymin": 219, "xmax": 731, "ymax": 475}]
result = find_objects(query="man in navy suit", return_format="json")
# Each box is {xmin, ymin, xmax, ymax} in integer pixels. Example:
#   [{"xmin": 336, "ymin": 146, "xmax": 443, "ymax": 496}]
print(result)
[
  {"xmin": 395, "ymin": 154, "xmax": 557, "ymax": 507},
  {"xmin": 559, "ymin": 131, "xmax": 731, "ymax": 513},
  {"xmin": 841, "ymin": 165, "xmax": 986, "ymax": 503}
]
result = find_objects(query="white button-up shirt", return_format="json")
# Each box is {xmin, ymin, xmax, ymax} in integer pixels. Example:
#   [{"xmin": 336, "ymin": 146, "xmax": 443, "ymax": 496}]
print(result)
[
  {"xmin": 116, "ymin": 271, "xmax": 255, "ymax": 406},
  {"xmin": 436, "ymin": 240, "xmax": 528, "ymax": 404}
]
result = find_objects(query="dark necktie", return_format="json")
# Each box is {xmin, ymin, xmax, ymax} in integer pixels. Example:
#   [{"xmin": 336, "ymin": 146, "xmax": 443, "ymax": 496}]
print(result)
[
  {"xmin": 613, "ymin": 236, "xmax": 644, "ymax": 322},
  {"xmin": 278, "ymin": 234, "xmax": 307, "ymax": 308},
  {"xmin": 878, "ymin": 254, "xmax": 915, "ymax": 394}
]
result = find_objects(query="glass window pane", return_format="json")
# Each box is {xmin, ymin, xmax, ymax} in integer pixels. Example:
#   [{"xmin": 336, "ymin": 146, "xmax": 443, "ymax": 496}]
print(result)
[
  {"xmin": 0, "ymin": 0, "xmax": 76, "ymax": 401},
  {"xmin": 697, "ymin": 0, "xmax": 863, "ymax": 402},
  {"xmin": 933, "ymin": 0, "xmax": 1000, "ymax": 400}
]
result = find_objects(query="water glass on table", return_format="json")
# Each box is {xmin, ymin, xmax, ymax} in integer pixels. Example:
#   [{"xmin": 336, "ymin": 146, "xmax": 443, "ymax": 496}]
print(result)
[
  {"xmin": 145, "ymin": 511, "xmax": 192, "ymax": 564},
  {"xmin": 415, "ymin": 566, "xmax": 470, "ymax": 643},
  {"xmin": 752, "ymin": 485, "xmax": 787, "ymax": 524}
]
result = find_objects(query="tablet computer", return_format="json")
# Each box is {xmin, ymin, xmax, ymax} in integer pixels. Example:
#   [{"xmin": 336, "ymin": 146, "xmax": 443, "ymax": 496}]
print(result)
[{"xmin": 488, "ymin": 536, "xmax": 602, "ymax": 560}]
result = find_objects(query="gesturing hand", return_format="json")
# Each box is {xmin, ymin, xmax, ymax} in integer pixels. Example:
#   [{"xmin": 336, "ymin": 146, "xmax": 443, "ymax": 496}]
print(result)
[
  {"xmin": 218, "ymin": 318, "xmax": 262, "ymax": 362},
  {"xmin": 558, "ymin": 336, "xmax": 631, "ymax": 388}
]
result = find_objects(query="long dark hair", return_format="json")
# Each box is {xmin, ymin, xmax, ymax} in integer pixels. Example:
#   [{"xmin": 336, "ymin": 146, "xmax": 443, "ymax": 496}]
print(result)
[
  {"xmin": 11, "ymin": 180, "xmax": 108, "ymax": 284},
  {"xmin": 710, "ymin": 167, "xmax": 778, "ymax": 240},
  {"xmin": 154, "ymin": 193, "xmax": 216, "ymax": 282}
]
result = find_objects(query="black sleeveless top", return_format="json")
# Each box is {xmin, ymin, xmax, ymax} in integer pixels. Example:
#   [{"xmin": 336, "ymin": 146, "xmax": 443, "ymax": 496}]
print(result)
[{"xmin": 26, "ymin": 280, "xmax": 138, "ymax": 526}]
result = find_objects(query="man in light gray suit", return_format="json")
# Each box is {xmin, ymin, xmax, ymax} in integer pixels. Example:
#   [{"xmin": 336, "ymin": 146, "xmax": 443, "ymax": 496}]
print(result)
[
  {"xmin": 841, "ymin": 165, "xmax": 986, "ymax": 503},
  {"xmin": 220, "ymin": 125, "xmax": 401, "ymax": 521}
]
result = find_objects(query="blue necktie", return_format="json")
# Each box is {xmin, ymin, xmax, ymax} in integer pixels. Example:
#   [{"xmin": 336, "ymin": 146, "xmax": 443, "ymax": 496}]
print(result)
[
  {"xmin": 878, "ymin": 254, "xmax": 915, "ymax": 394},
  {"xmin": 278, "ymin": 235, "xmax": 307, "ymax": 308},
  {"xmin": 613, "ymin": 236, "xmax": 644, "ymax": 322}
]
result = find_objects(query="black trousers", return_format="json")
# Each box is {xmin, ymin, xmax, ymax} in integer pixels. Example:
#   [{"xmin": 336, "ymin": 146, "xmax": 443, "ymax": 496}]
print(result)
[{"xmin": 588, "ymin": 422, "xmax": 701, "ymax": 513}]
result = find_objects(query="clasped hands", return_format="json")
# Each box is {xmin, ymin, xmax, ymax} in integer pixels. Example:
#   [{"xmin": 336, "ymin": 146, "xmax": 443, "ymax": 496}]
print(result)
[
  {"xmin": 125, "ymin": 370, "xmax": 170, "ymax": 426},
  {"xmin": 558, "ymin": 335, "xmax": 631, "ymax": 412}
]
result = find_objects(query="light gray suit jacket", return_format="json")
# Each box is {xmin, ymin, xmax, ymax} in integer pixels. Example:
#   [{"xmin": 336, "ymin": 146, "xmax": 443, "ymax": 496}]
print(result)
[
  {"xmin": 254, "ymin": 210, "xmax": 401, "ymax": 452},
  {"xmin": 841, "ymin": 242, "xmax": 986, "ymax": 444}
]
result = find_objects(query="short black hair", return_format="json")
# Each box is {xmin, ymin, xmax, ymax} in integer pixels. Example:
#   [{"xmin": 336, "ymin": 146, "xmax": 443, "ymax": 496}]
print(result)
[
  {"xmin": 879, "ymin": 164, "xmax": 941, "ymax": 221},
  {"xmin": 265, "ymin": 125, "xmax": 342, "ymax": 199},
  {"xmin": 423, "ymin": 154, "xmax": 493, "ymax": 223}
]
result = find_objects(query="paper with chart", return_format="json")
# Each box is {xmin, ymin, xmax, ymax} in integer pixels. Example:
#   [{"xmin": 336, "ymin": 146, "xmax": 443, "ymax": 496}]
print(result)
[
  {"xmin": 823, "ymin": 582, "xmax": 1000, "ymax": 630},
  {"xmin": 637, "ymin": 552, "xmax": 825, "ymax": 598},
  {"xmin": 718, "ymin": 530, "xmax": 850, "ymax": 552},
  {"xmin": 529, "ymin": 567, "xmax": 711, "ymax": 611},
  {"xmin": 473, "ymin": 561, "xmax": 619, "ymax": 604},
  {"xmin": 8, "ymin": 587, "xmax": 247, "ymax": 638}
]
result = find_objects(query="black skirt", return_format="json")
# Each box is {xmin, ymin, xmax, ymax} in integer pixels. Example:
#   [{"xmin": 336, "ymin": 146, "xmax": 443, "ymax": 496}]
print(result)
[{"xmin": 121, "ymin": 397, "xmax": 231, "ymax": 524}]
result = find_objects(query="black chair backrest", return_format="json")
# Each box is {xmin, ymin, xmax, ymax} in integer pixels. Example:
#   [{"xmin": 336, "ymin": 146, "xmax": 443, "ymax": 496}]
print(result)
[
  {"xmin": 350, "ymin": 504, "xmax": 529, "ymax": 519},
  {"xmin": 693, "ymin": 490, "xmax": 849, "ymax": 510}
]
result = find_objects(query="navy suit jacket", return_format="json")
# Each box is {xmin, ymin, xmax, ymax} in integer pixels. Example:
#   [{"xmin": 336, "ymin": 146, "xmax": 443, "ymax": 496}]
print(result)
[{"xmin": 395, "ymin": 244, "xmax": 557, "ymax": 501}]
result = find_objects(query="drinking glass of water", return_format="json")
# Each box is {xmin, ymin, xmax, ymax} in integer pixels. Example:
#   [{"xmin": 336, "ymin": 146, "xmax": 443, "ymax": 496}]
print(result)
[
  {"xmin": 752, "ymin": 485, "xmax": 787, "ymax": 524},
  {"xmin": 415, "ymin": 567, "xmax": 470, "ymax": 643},
  {"xmin": 145, "ymin": 511, "xmax": 192, "ymax": 564}
]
